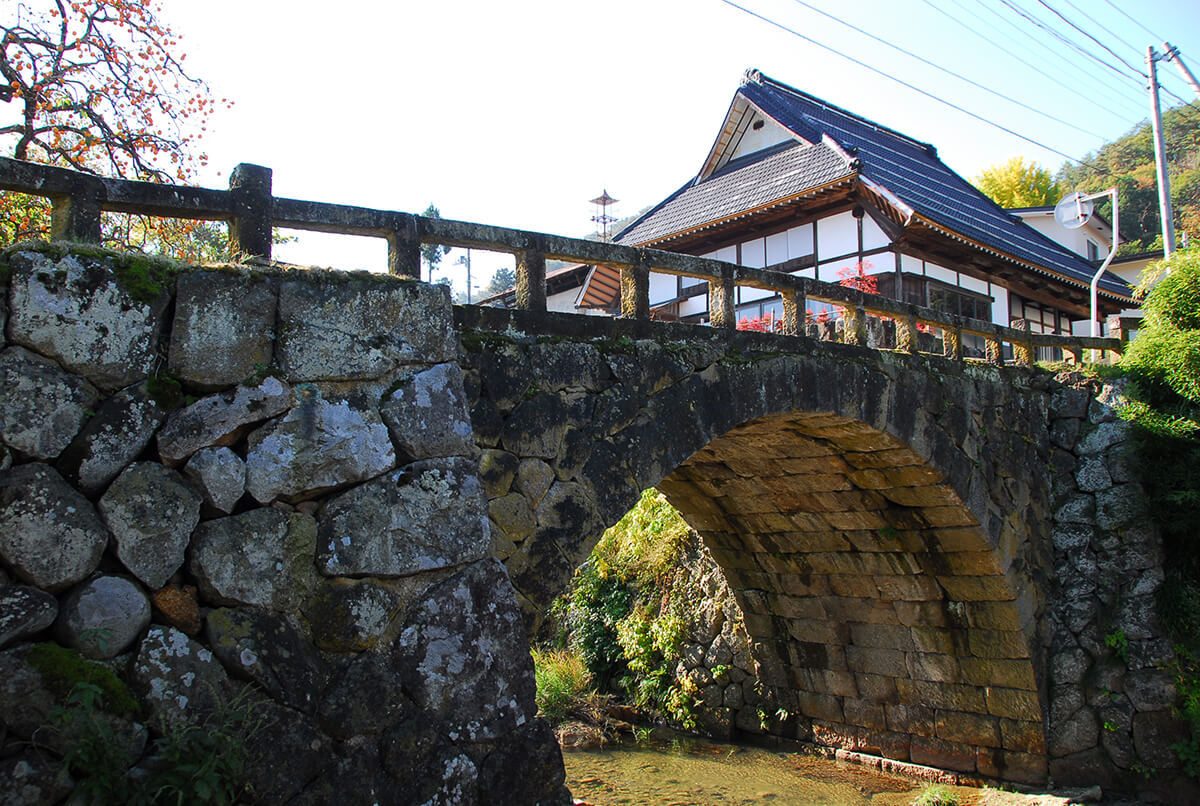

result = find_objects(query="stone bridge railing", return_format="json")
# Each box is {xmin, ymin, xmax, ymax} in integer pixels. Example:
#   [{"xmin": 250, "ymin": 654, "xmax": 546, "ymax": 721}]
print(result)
[{"xmin": 1, "ymin": 157, "xmax": 1122, "ymax": 366}]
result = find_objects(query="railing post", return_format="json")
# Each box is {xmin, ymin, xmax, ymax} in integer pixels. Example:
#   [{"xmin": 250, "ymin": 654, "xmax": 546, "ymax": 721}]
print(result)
[
  {"xmin": 944, "ymin": 323, "xmax": 964, "ymax": 361},
  {"xmin": 620, "ymin": 256, "xmax": 650, "ymax": 319},
  {"xmin": 1010, "ymin": 319, "xmax": 1033, "ymax": 367},
  {"xmin": 780, "ymin": 288, "xmax": 804, "ymax": 336},
  {"xmin": 49, "ymin": 174, "xmax": 105, "ymax": 243},
  {"xmin": 985, "ymin": 334, "xmax": 1003, "ymax": 366},
  {"xmin": 843, "ymin": 302, "xmax": 868, "ymax": 346},
  {"xmin": 709, "ymin": 272, "xmax": 736, "ymax": 330},
  {"xmin": 897, "ymin": 312, "xmax": 919, "ymax": 355},
  {"xmin": 386, "ymin": 214, "xmax": 421, "ymax": 279},
  {"xmin": 516, "ymin": 246, "xmax": 547, "ymax": 312},
  {"xmin": 1064, "ymin": 344, "xmax": 1083, "ymax": 365},
  {"xmin": 229, "ymin": 163, "xmax": 274, "ymax": 260}
]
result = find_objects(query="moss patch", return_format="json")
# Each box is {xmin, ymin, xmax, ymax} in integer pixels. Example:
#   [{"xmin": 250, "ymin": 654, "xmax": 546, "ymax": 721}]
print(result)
[
  {"xmin": 146, "ymin": 374, "xmax": 184, "ymax": 410},
  {"xmin": 27, "ymin": 643, "xmax": 141, "ymax": 717}
]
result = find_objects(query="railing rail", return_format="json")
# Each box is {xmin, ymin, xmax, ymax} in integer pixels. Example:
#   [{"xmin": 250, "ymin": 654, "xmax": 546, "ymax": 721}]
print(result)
[{"xmin": 0, "ymin": 156, "xmax": 1123, "ymax": 365}]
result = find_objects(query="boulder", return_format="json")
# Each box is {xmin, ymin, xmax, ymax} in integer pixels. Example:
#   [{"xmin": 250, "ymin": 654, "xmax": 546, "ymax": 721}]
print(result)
[
  {"xmin": 183, "ymin": 447, "xmax": 246, "ymax": 514},
  {"xmin": 276, "ymin": 274, "xmax": 455, "ymax": 381},
  {"xmin": 0, "ymin": 345, "xmax": 101, "ymax": 460},
  {"xmin": 150, "ymin": 583, "xmax": 201, "ymax": 636},
  {"xmin": 56, "ymin": 575, "xmax": 151, "ymax": 659},
  {"xmin": 319, "ymin": 649, "xmax": 415, "ymax": 739},
  {"xmin": 156, "ymin": 376, "xmax": 292, "ymax": 466},
  {"xmin": 133, "ymin": 625, "xmax": 230, "ymax": 730},
  {"xmin": 168, "ymin": 270, "xmax": 278, "ymax": 390},
  {"xmin": 0, "ymin": 752, "xmax": 73, "ymax": 806},
  {"xmin": 99, "ymin": 462, "xmax": 202, "ymax": 590},
  {"xmin": 190, "ymin": 508, "xmax": 319, "ymax": 612},
  {"xmin": 393, "ymin": 559, "xmax": 536, "ymax": 742},
  {"xmin": 379, "ymin": 363, "xmax": 477, "ymax": 459},
  {"xmin": 57, "ymin": 380, "xmax": 172, "ymax": 495},
  {"xmin": 244, "ymin": 388, "xmax": 395, "ymax": 503},
  {"xmin": 0, "ymin": 586, "xmax": 58, "ymax": 649},
  {"xmin": 0, "ymin": 464, "xmax": 107, "ymax": 592},
  {"xmin": 303, "ymin": 579, "xmax": 403, "ymax": 653},
  {"xmin": 7, "ymin": 251, "xmax": 168, "ymax": 391},
  {"xmin": 317, "ymin": 458, "xmax": 488, "ymax": 578}
]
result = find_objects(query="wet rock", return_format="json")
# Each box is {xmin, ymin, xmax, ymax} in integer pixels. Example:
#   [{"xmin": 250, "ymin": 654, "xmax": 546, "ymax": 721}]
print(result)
[
  {"xmin": 244, "ymin": 387, "xmax": 394, "ymax": 503},
  {"xmin": 57, "ymin": 381, "xmax": 171, "ymax": 495},
  {"xmin": 302, "ymin": 579, "xmax": 403, "ymax": 652},
  {"xmin": 190, "ymin": 508, "xmax": 319, "ymax": 612},
  {"xmin": 133, "ymin": 625, "xmax": 230, "ymax": 730},
  {"xmin": 169, "ymin": 270, "xmax": 278, "ymax": 390},
  {"xmin": 150, "ymin": 583, "xmax": 201, "ymax": 636},
  {"xmin": 0, "ymin": 345, "xmax": 101, "ymax": 461},
  {"xmin": 183, "ymin": 447, "xmax": 246, "ymax": 514},
  {"xmin": 205, "ymin": 608, "xmax": 327, "ymax": 715},
  {"xmin": 156, "ymin": 376, "xmax": 292, "ymax": 466},
  {"xmin": 394, "ymin": 559, "xmax": 535, "ymax": 742},
  {"xmin": 379, "ymin": 363, "xmax": 477, "ymax": 459},
  {"xmin": 0, "ymin": 586, "xmax": 58, "ymax": 649},
  {"xmin": 6, "ymin": 252, "xmax": 169, "ymax": 392},
  {"xmin": 318, "ymin": 458, "xmax": 488, "ymax": 578},
  {"xmin": 56, "ymin": 575, "xmax": 151, "ymax": 659},
  {"xmin": 99, "ymin": 463, "xmax": 202, "ymax": 590},
  {"xmin": 0, "ymin": 464, "xmax": 107, "ymax": 592},
  {"xmin": 277, "ymin": 274, "xmax": 455, "ymax": 381}
]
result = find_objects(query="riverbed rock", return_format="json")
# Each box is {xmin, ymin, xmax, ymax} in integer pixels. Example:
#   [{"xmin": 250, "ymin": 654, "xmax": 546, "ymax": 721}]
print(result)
[
  {"xmin": 0, "ymin": 586, "xmax": 58, "ymax": 649},
  {"xmin": 99, "ymin": 463, "xmax": 202, "ymax": 589},
  {"xmin": 244, "ymin": 388, "xmax": 395, "ymax": 503},
  {"xmin": 317, "ymin": 458, "xmax": 488, "ymax": 578},
  {"xmin": 0, "ymin": 345, "xmax": 101, "ymax": 461},
  {"xmin": 7, "ymin": 251, "xmax": 168, "ymax": 391},
  {"xmin": 57, "ymin": 380, "xmax": 171, "ymax": 495},
  {"xmin": 277, "ymin": 274, "xmax": 456, "ymax": 381},
  {"xmin": 56, "ymin": 575, "xmax": 151, "ymax": 659},
  {"xmin": 183, "ymin": 447, "xmax": 246, "ymax": 514},
  {"xmin": 156, "ymin": 376, "xmax": 292, "ymax": 466},
  {"xmin": 379, "ymin": 363, "xmax": 477, "ymax": 459},
  {"xmin": 169, "ymin": 270, "xmax": 278, "ymax": 390},
  {"xmin": 190, "ymin": 508, "xmax": 319, "ymax": 612},
  {"xmin": 393, "ymin": 559, "xmax": 535, "ymax": 742},
  {"xmin": 0, "ymin": 464, "xmax": 107, "ymax": 592}
]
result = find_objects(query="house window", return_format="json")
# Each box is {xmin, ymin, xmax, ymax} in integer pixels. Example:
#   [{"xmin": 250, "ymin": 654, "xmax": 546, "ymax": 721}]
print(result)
[
  {"xmin": 1010, "ymin": 295, "xmax": 1071, "ymax": 361},
  {"xmin": 1086, "ymin": 240, "xmax": 1100, "ymax": 261}
]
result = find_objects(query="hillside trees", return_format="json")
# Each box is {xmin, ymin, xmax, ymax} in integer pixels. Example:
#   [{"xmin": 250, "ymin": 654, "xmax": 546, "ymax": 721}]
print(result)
[
  {"xmin": 0, "ymin": 0, "xmax": 227, "ymax": 258},
  {"xmin": 1057, "ymin": 104, "xmax": 1200, "ymax": 251}
]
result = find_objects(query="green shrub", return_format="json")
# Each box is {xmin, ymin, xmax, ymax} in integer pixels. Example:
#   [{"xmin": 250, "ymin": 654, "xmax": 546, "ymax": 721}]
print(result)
[
  {"xmin": 1124, "ymin": 247, "xmax": 1200, "ymax": 405},
  {"xmin": 532, "ymin": 647, "xmax": 590, "ymax": 724},
  {"xmin": 911, "ymin": 784, "xmax": 960, "ymax": 806}
]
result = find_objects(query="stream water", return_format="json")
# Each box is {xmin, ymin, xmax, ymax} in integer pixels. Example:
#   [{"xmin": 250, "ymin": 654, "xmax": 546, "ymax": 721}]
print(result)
[{"xmin": 562, "ymin": 735, "xmax": 953, "ymax": 806}]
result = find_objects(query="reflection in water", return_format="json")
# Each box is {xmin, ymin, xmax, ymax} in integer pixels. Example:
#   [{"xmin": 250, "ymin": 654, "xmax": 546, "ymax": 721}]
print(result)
[{"xmin": 563, "ymin": 737, "xmax": 930, "ymax": 806}]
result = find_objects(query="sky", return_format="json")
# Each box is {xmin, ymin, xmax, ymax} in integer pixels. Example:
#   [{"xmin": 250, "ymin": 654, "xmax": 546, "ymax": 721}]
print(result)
[{"xmin": 94, "ymin": 1, "xmax": 1200, "ymax": 292}]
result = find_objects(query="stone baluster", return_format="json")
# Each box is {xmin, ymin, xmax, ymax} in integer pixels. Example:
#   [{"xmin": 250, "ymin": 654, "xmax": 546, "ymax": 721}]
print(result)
[
  {"xmin": 843, "ymin": 303, "xmax": 868, "ymax": 346},
  {"xmin": 944, "ymin": 323, "xmax": 964, "ymax": 361},
  {"xmin": 897, "ymin": 312, "xmax": 920, "ymax": 355},
  {"xmin": 515, "ymin": 248, "xmax": 547, "ymax": 312},
  {"xmin": 228, "ymin": 163, "xmax": 274, "ymax": 260},
  {"xmin": 386, "ymin": 215, "xmax": 421, "ymax": 279},
  {"xmin": 1009, "ymin": 319, "xmax": 1033, "ymax": 367},
  {"xmin": 780, "ymin": 288, "xmax": 805, "ymax": 336},
  {"xmin": 985, "ymin": 334, "xmax": 1004, "ymax": 366},
  {"xmin": 620, "ymin": 257, "xmax": 650, "ymax": 320},
  {"xmin": 49, "ymin": 173, "xmax": 105, "ymax": 244},
  {"xmin": 710, "ymin": 274, "xmax": 736, "ymax": 330}
]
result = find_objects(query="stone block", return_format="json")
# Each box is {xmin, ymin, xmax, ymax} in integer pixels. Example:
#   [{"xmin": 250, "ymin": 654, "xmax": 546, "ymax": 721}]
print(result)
[
  {"xmin": 910, "ymin": 735, "xmax": 977, "ymax": 773},
  {"xmin": 907, "ymin": 652, "xmax": 960, "ymax": 683},
  {"xmin": 828, "ymin": 574, "xmax": 879, "ymax": 597},
  {"xmin": 277, "ymin": 274, "xmax": 454, "ymax": 381},
  {"xmin": 843, "ymin": 698, "xmax": 887, "ymax": 730},
  {"xmin": 58, "ymin": 380, "xmax": 170, "ymax": 495},
  {"xmin": 55, "ymin": 575, "xmax": 150, "ymax": 659},
  {"xmin": 100, "ymin": 462, "xmax": 202, "ymax": 589},
  {"xmin": 936, "ymin": 575, "xmax": 1017, "ymax": 602},
  {"xmin": 169, "ymin": 270, "xmax": 277, "ymax": 390},
  {"xmin": 849, "ymin": 622, "xmax": 914, "ymax": 650},
  {"xmin": 380, "ymin": 363, "xmax": 477, "ymax": 459},
  {"xmin": 157, "ymin": 376, "xmax": 292, "ymax": 466},
  {"xmin": 303, "ymin": 578, "xmax": 404, "ymax": 654},
  {"xmin": 1000, "ymin": 717, "xmax": 1047, "ymax": 754},
  {"xmin": 936, "ymin": 710, "xmax": 1001, "ymax": 747},
  {"xmin": 7, "ymin": 252, "xmax": 168, "ymax": 392},
  {"xmin": 478, "ymin": 449, "xmax": 519, "ymax": 498},
  {"xmin": 318, "ymin": 458, "xmax": 488, "ymax": 578},
  {"xmin": 885, "ymin": 703, "xmax": 935, "ymax": 736},
  {"xmin": 963, "ymin": 601, "xmax": 1023, "ymax": 630},
  {"xmin": 846, "ymin": 646, "xmax": 907, "ymax": 677},
  {"xmin": 794, "ymin": 691, "xmax": 844, "ymax": 723},
  {"xmin": 0, "ymin": 345, "xmax": 100, "ymax": 460},
  {"xmin": 959, "ymin": 657, "xmax": 1037, "ymax": 690},
  {"xmin": 909, "ymin": 627, "xmax": 958, "ymax": 655},
  {"xmin": 986, "ymin": 687, "xmax": 1042, "ymax": 721},
  {"xmin": 488, "ymin": 493, "xmax": 536, "ymax": 543},
  {"xmin": 133, "ymin": 625, "xmax": 231, "ymax": 731},
  {"xmin": 1132, "ymin": 710, "xmax": 1187, "ymax": 768},
  {"xmin": 184, "ymin": 447, "xmax": 246, "ymax": 515},
  {"xmin": 894, "ymin": 600, "xmax": 950, "ymax": 628},
  {"xmin": 0, "ymin": 585, "xmax": 57, "ymax": 649},
  {"xmin": 0, "ymin": 464, "xmax": 107, "ymax": 593},
  {"xmin": 968, "ymin": 629, "xmax": 1031, "ymax": 659},
  {"xmin": 874, "ymin": 574, "xmax": 941, "ymax": 602}
]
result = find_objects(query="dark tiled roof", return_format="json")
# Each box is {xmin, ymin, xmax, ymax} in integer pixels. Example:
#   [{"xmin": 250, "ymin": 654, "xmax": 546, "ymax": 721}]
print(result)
[
  {"xmin": 615, "ymin": 139, "xmax": 855, "ymax": 246},
  {"xmin": 739, "ymin": 73, "xmax": 1129, "ymax": 297}
]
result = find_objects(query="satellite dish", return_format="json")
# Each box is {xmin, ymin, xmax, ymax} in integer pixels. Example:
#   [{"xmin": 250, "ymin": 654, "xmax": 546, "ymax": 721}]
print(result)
[{"xmin": 1054, "ymin": 192, "xmax": 1094, "ymax": 230}]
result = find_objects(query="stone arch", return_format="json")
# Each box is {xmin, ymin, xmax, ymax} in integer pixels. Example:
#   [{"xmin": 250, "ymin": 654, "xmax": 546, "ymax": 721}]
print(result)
[{"xmin": 475, "ymin": 335, "xmax": 1055, "ymax": 785}]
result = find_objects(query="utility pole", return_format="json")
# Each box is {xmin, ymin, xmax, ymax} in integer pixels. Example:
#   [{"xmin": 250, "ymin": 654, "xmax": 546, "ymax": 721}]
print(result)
[
  {"xmin": 1147, "ymin": 46, "xmax": 1177, "ymax": 259},
  {"xmin": 1163, "ymin": 42, "xmax": 1200, "ymax": 101},
  {"xmin": 455, "ymin": 249, "xmax": 473, "ymax": 303}
]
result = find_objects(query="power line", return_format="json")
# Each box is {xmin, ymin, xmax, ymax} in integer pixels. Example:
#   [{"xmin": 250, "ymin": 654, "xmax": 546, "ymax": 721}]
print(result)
[
  {"xmin": 995, "ymin": 0, "xmax": 1141, "ymax": 85},
  {"xmin": 1061, "ymin": 0, "xmax": 1142, "ymax": 60},
  {"xmin": 718, "ymin": 0, "xmax": 1097, "ymax": 166},
  {"xmin": 786, "ymin": 0, "xmax": 1110, "ymax": 139},
  {"xmin": 970, "ymin": 0, "xmax": 1149, "ymax": 115},
  {"xmin": 918, "ymin": 0, "xmax": 1142, "ymax": 126},
  {"xmin": 1035, "ymin": 0, "xmax": 1147, "ymax": 79},
  {"xmin": 1102, "ymin": 0, "xmax": 1163, "ymax": 43}
]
